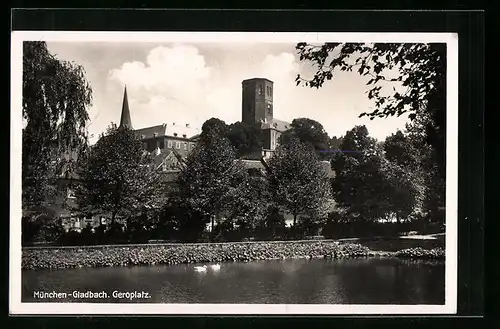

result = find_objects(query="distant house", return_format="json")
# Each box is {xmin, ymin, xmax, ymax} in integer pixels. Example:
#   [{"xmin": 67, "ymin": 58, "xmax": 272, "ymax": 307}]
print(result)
[{"xmin": 119, "ymin": 86, "xmax": 201, "ymax": 159}]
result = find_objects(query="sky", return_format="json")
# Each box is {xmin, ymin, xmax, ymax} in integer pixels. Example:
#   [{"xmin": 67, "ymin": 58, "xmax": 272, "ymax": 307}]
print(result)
[{"xmin": 46, "ymin": 41, "xmax": 410, "ymax": 144}]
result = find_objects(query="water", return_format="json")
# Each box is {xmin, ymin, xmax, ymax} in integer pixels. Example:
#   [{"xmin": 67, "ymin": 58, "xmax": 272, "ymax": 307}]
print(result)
[{"xmin": 22, "ymin": 258, "xmax": 445, "ymax": 304}]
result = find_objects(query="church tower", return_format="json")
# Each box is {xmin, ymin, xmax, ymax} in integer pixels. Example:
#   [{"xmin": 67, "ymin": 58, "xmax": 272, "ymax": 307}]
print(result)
[
  {"xmin": 241, "ymin": 78, "xmax": 274, "ymax": 125},
  {"xmin": 119, "ymin": 86, "xmax": 133, "ymax": 130}
]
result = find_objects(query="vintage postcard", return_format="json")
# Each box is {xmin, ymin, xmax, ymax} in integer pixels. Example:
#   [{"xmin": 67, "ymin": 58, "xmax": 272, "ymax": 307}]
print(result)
[{"xmin": 10, "ymin": 31, "xmax": 458, "ymax": 315}]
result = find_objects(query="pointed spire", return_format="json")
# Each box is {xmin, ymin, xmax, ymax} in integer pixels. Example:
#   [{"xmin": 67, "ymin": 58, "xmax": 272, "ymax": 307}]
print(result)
[{"xmin": 119, "ymin": 85, "xmax": 133, "ymax": 130}]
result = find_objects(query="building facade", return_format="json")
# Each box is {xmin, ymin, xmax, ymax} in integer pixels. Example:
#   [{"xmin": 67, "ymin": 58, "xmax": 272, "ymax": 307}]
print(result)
[
  {"xmin": 241, "ymin": 78, "xmax": 291, "ymax": 159},
  {"xmin": 118, "ymin": 86, "xmax": 201, "ymax": 160}
]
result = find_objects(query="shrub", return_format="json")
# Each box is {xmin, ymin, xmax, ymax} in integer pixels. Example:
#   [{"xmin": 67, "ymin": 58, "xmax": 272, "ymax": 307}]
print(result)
[{"xmin": 22, "ymin": 214, "xmax": 64, "ymax": 246}]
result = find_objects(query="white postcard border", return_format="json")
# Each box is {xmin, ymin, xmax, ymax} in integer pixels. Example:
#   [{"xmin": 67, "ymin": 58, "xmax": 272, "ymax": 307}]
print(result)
[{"xmin": 10, "ymin": 31, "xmax": 459, "ymax": 315}]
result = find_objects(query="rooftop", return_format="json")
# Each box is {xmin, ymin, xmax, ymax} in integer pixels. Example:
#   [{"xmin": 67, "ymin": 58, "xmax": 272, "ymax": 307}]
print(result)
[
  {"xmin": 261, "ymin": 118, "xmax": 291, "ymax": 132},
  {"xmin": 134, "ymin": 123, "xmax": 200, "ymax": 140},
  {"xmin": 241, "ymin": 159, "xmax": 335, "ymax": 178},
  {"xmin": 242, "ymin": 78, "xmax": 274, "ymax": 84}
]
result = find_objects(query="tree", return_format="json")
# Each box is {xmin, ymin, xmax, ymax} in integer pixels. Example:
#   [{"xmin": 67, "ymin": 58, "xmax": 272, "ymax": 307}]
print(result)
[
  {"xmin": 226, "ymin": 173, "xmax": 270, "ymax": 235},
  {"xmin": 384, "ymin": 130, "xmax": 420, "ymax": 169},
  {"xmin": 382, "ymin": 159, "xmax": 423, "ymax": 224},
  {"xmin": 383, "ymin": 130, "xmax": 426, "ymax": 223},
  {"xmin": 176, "ymin": 127, "xmax": 244, "ymax": 234},
  {"xmin": 329, "ymin": 136, "xmax": 344, "ymax": 150},
  {"xmin": 201, "ymin": 117, "xmax": 229, "ymax": 137},
  {"xmin": 331, "ymin": 126, "xmax": 392, "ymax": 222},
  {"xmin": 267, "ymin": 135, "xmax": 332, "ymax": 227},
  {"xmin": 227, "ymin": 121, "xmax": 264, "ymax": 158},
  {"xmin": 22, "ymin": 41, "xmax": 92, "ymax": 211},
  {"xmin": 405, "ymin": 115, "xmax": 445, "ymax": 223},
  {"xmin": 280, "ymin": 118, "xmax": 331, "ymax": 159},
  {"xmin": 295, "ymin": 42, "xmax": 446, "ymax": 179},
  {"xmin": 75, "ymin": 125, "xmax": 165, "ymax": 225},
  {"xmin": 332, "ymin": 125, "xmax": 423, "ymax": 226}
]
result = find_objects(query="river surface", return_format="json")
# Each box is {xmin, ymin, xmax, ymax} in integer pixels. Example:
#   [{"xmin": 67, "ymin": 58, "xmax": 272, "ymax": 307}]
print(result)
[{"xmin": 22, "ymin": 258, "xmax": 445, "ymax": 304}]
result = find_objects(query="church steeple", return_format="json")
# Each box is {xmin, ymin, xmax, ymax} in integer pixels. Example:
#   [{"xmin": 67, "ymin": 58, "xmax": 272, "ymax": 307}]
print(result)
[{"xmin": 119, "ymin": 86, "xmax": 133, "ymax": 129}]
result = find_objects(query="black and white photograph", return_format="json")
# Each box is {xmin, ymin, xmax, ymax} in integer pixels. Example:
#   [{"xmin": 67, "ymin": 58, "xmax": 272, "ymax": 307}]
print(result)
[{"xmin": 10, "ymin": 31, "xmax": 458, "ymax": 315}]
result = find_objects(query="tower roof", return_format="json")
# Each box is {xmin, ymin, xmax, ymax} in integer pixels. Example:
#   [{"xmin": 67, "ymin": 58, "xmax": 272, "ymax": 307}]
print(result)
[
  {"xmin": 242, "ymin": 77, "xmax": 274, "ymax": 84},
  {"xmin": 119, "ymin": 86, "xmax": 133, "ymax": 129}
]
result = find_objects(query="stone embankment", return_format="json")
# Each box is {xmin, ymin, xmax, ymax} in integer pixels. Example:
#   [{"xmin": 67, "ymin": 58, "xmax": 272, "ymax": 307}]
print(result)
[{"xmin": 22, "ymin": 240, "xmax": 445, "ymax": 270}]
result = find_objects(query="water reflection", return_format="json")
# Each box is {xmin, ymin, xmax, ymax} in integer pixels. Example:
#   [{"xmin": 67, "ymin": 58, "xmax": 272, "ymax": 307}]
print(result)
[{"xmin": 22, "ymin": 258, "xmax": 444, "ymax": 304}]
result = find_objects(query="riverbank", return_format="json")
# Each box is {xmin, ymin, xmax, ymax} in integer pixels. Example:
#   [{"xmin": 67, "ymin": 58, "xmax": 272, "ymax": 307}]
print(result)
[{"xmin": 22, "ymin": 239, "xmax": 445, "ymax": 270}]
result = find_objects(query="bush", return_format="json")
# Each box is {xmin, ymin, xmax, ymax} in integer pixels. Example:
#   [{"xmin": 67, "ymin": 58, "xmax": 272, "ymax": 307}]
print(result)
[
  {"xmin": 22, "ymin": 215, "xmax": 65, "ymax": 246},
  {"xmin": 254, "ymin": 207, "xmax": 287, "ymax": 241},
  {"xmin": 322, "ymin": 208, "xmax": 445, "ymax": 239}
]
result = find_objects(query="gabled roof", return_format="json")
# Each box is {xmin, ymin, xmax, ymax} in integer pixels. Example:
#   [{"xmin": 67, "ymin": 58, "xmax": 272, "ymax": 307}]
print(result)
[
  {"xmin": 152, "ymin": 150, "xmax": 185, "ymax": 171},
  {"xmin": 134, "ymin": 124, "xmax": 168, "ymax": 139},
  {"xmin": 261, "ymin": 118, "xmax": 291, "ymax": 132},
  {"xmin": 134, "ymin": 123, "xmax": 200, "ymax": 140}
]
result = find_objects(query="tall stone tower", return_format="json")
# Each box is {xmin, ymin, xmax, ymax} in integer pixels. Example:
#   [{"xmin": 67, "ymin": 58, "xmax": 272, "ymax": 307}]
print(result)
[
  {"xmin": 119, "ymin": 86, "xmax": 133, "ymax": 130},
  {"xmin": 241, "ymin": 78, "xmax": 274, "ymax": 125}
]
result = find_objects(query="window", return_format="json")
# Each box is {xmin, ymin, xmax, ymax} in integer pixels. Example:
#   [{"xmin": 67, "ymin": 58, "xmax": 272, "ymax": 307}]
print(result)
[
  {"xmin": 167, "ymin": 140, "xmax": 173, "ymax": 148},
  {"xmin": 153, "ymin": 132, "xmax": 158, "ymax": 137},
  {"xmin": 267, "ymin": 103, "xmax": 272, "ymax": 115},
  {"xmin": 162, "ymin": 161, "xmax": 167, "ymax": 172},
  {"xmin": 176, "ymin": 141, "xmax": 181, "ymax": 149},
  {"xmin": 270, "ymin": 87, "xmax": 273, "ymax": 97},
  {"xmin": 182, "ymin": 134, "xmax": 187, "ymax": 138},
  {"xmin": 173, "ymin": 133, "xmax": 178, "ymax": 137},
  {"xmin": 258, "ymin": 85, "xmax": 263, "ymax": 95},
  {"xmin": 184, "ymin": 142, "xmax": 188, "ymax": 150},
  {"xmin": 67, "ymin": 188, "xmax": 76, "ymax": 199}
]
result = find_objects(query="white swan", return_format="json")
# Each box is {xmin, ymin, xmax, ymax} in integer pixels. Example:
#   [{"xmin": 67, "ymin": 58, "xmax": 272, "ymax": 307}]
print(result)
[
  {"xmin": 210, "ymin": 264, "xmax": 221, "ymax": 271},
  {"xmin": 194, "ymin": 265, "xmax": 207, "ymax": 272}
]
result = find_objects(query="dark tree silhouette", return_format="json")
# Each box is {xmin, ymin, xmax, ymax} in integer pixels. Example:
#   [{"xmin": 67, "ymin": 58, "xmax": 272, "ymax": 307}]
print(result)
[{"xmin": 22, "ymin": 41, "xmax": 92, "ymax": 212}]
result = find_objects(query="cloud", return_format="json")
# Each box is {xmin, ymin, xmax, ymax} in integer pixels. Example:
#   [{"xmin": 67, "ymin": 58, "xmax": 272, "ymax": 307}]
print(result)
[
  {"xmin": 105, "ymin": 43, "xmax": 408, "ymax": 142},
  {"xmin": 107, "ymin": 44, "xmax": 304, "ymax": 132},
  {"xmin": 46, "ymin": 41, "xmax": 412, "ymax": 146},
  {"xmin": 109, "ymin": 44, "xmax": 211, "ymax": 94}
]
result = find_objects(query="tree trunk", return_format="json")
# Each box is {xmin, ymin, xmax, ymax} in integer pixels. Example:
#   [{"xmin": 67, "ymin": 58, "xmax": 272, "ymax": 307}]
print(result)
[
  {"xmin": 111, "ymin": 211, "xmax": 116, "ymax": 226},
  {"xmin": 293, "ymin": 213, "xmax": 297, "ymax": 227}
]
